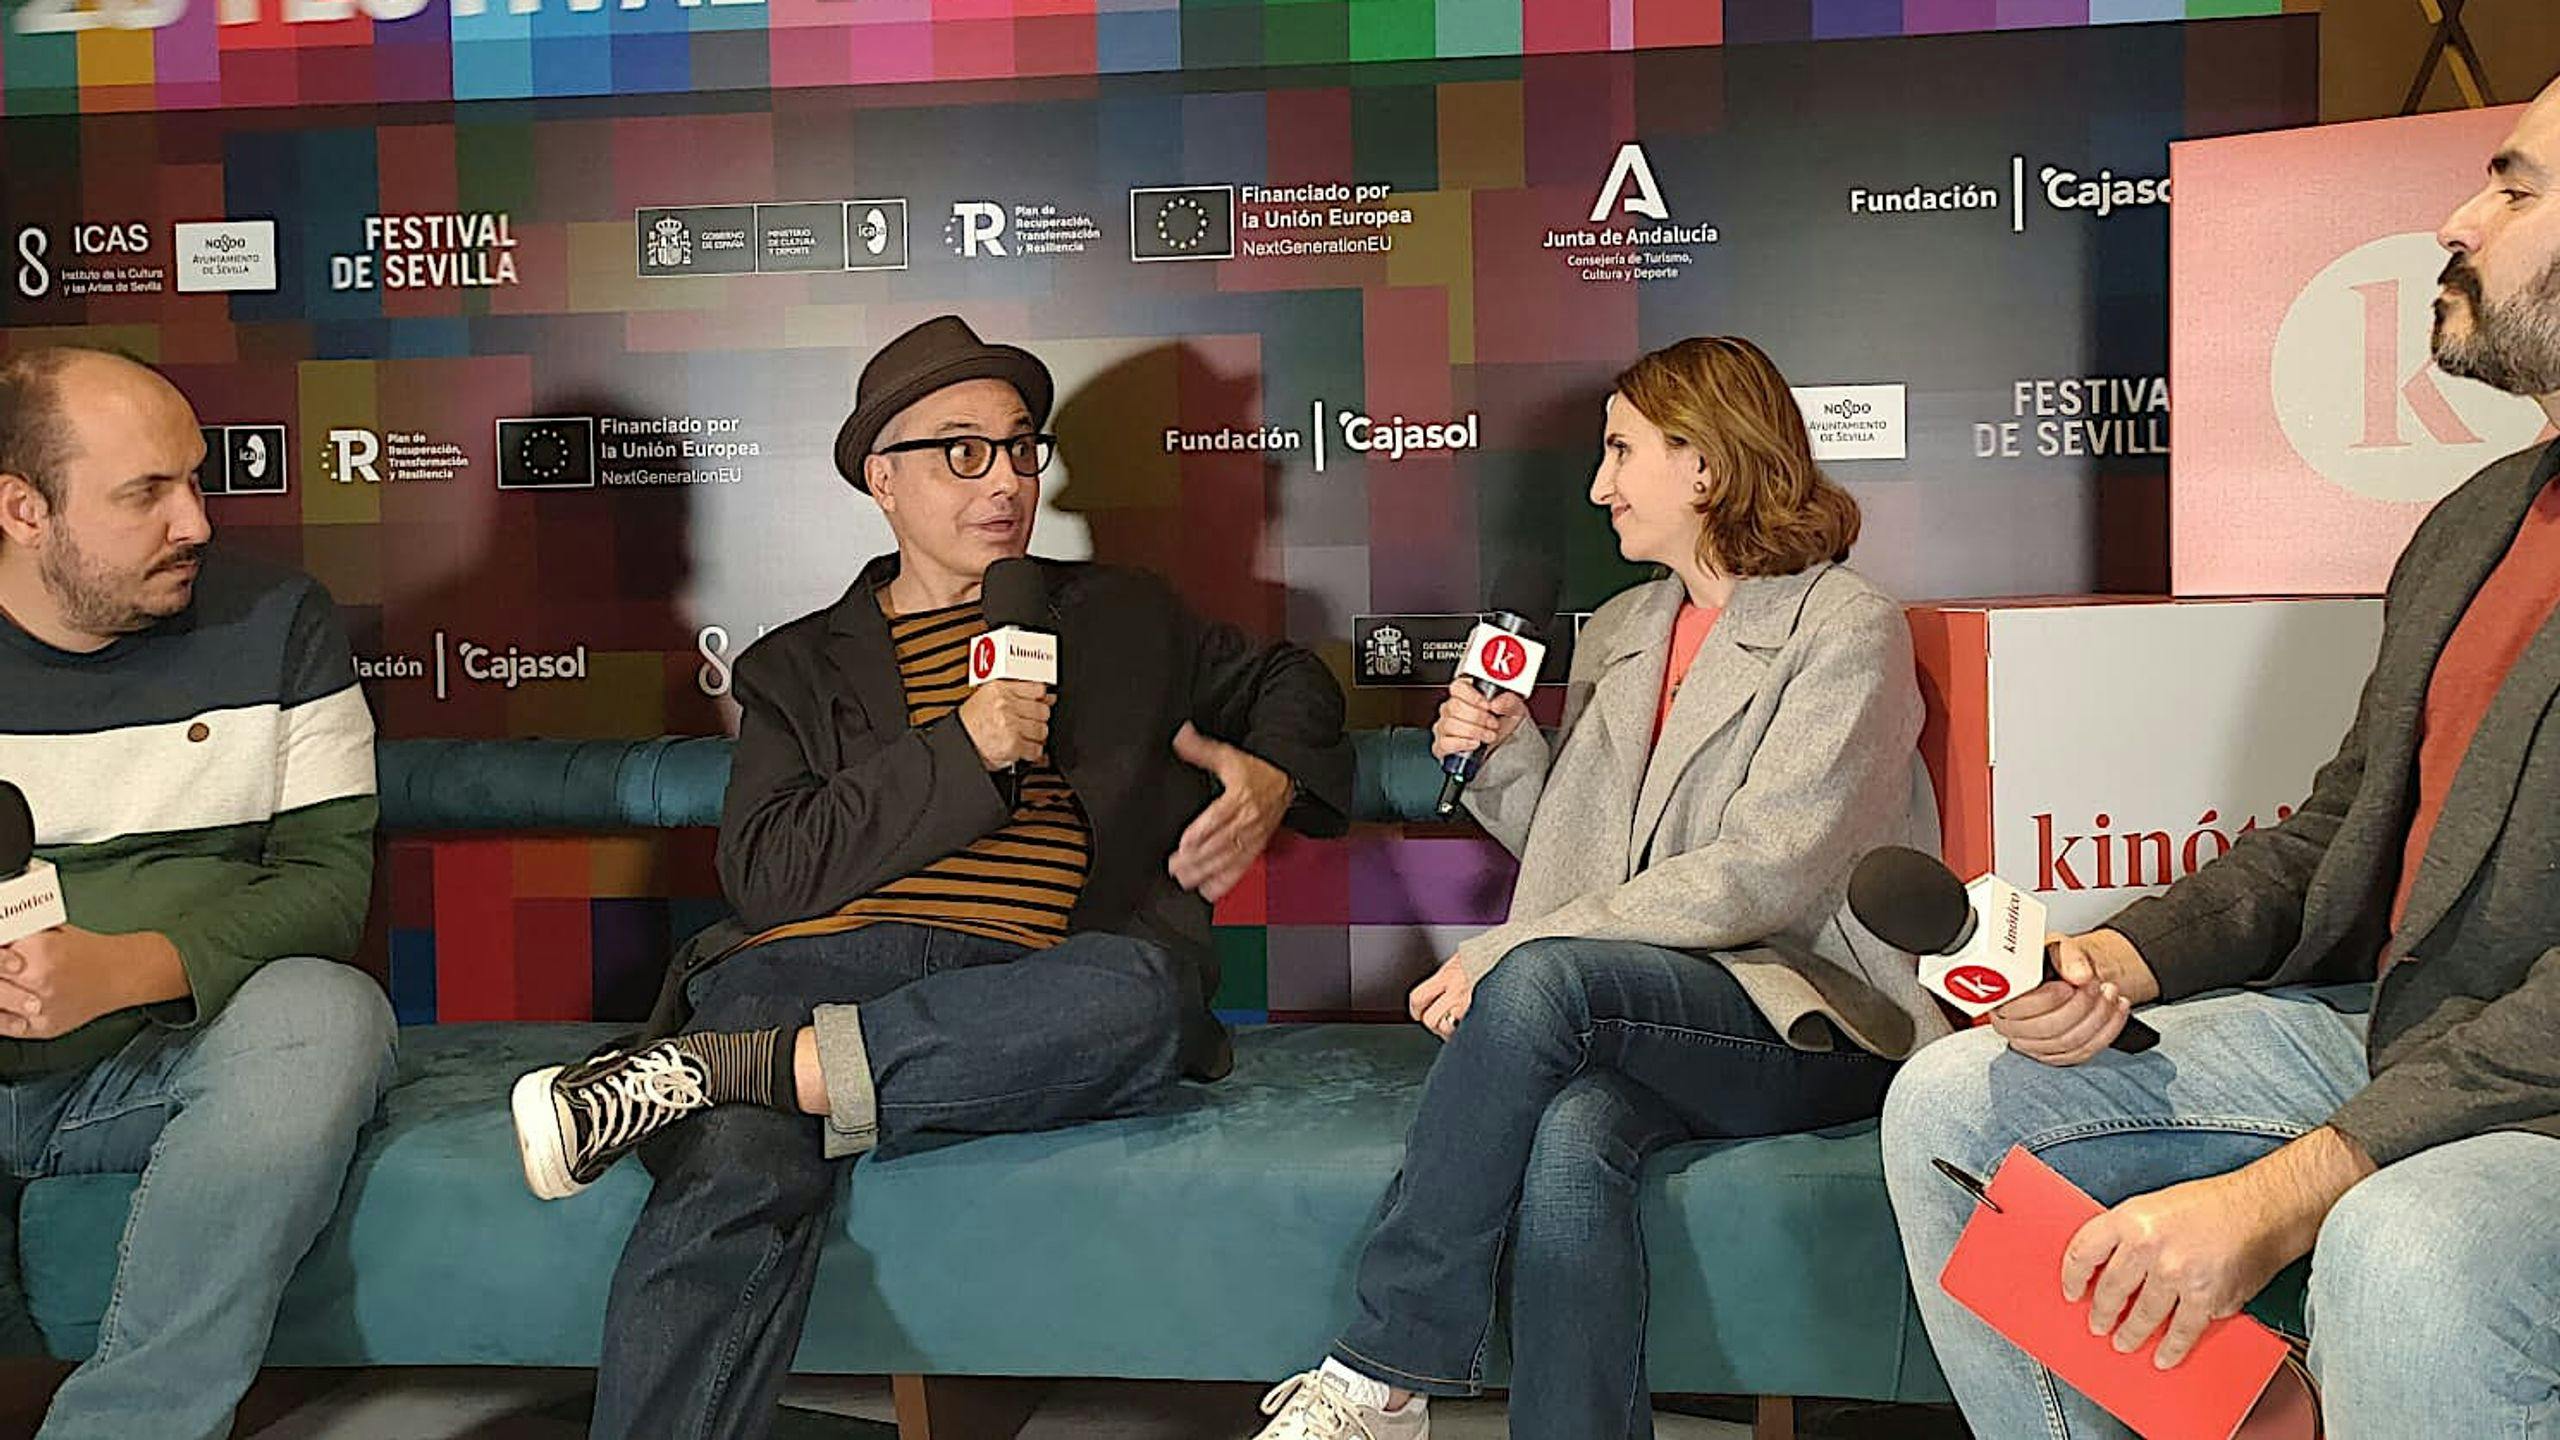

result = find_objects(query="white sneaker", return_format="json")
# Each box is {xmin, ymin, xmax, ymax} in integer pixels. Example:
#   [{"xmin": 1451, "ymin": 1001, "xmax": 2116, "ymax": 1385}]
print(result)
[{"xmin": 1253, "ymin": 1370, "xmax": 1428, "ymax": 1440}]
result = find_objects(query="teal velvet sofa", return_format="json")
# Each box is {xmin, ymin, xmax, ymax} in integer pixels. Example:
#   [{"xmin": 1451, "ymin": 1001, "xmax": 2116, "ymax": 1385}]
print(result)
[{"xmin": 15, "ymin": 732, "xmax": 1951, "ymax": 1437}]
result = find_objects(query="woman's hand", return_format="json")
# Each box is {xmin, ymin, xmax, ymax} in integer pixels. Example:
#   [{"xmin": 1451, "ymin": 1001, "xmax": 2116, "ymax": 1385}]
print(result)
[
  {"xmin": 1409, "ymin": 957, "xmax": 1476, "ymax": 1040},
  {"xmin": 1431, "ymin": 679, "xmax": 1530, "ymax": 762}
]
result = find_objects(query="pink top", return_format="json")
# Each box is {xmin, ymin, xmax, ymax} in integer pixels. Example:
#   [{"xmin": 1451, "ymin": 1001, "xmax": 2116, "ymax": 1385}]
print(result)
[{"xmin": 1653, "ymin": 601, "xmax": 1722, "ymax": 746}]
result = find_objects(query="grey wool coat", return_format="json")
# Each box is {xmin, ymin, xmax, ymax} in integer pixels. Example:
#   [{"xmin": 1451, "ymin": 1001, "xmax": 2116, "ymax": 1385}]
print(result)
[{"xmin": 1455, "ymin": 562, "xmax": 1953, "ymax": 1060}]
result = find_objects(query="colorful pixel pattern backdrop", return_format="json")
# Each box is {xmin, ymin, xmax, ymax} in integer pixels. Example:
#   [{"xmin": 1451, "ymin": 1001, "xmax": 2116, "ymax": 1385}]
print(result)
[
  {"xmin": 1, "ymin": 14, "xmax": 2318, "ymax": 1024},
  {"xmin": 0, "ymin": 0, "xmax": 2311, "ymax": 114}
]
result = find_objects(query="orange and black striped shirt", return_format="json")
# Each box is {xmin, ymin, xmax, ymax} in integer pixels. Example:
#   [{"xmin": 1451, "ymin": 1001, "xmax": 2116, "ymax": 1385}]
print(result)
[{"xmin": 746, "ymin": 600, "xmax": 1093, "ymax": 952}]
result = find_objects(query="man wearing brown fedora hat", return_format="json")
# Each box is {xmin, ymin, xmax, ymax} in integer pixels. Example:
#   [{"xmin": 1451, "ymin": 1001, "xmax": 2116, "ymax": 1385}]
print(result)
[{"xmin": 507, "ymin": 314, "xmax": 1351, "ymax": 1439}]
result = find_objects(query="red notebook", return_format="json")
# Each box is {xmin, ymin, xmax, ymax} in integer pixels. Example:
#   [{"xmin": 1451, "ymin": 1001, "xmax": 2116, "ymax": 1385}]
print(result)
[{"xmin": 1938, "ymin": 1147, "xmax": 2321, "ymax": 1440}]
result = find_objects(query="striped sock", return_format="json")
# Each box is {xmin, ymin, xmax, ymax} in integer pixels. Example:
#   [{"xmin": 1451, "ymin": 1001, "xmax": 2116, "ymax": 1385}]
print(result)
[{"xmin": 667, "ymin": 1029, "xmax": 787, "ymax": 1109}]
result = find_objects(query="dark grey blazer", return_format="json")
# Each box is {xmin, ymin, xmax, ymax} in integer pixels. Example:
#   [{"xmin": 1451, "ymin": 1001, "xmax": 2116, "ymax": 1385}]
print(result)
[
  {"xmin": 2107, "ymin": 438, "xmax": 2560, "ymax": 1166},
  {"xmin": 660, "ymin": 554, "xmax": 1351, "ymax": 1082}
]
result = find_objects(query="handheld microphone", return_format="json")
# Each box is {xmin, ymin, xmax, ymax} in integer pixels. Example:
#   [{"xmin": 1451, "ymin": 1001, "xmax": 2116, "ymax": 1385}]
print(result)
[
  {"xmin": 1436, "ymin": 558, "xmax": 1562, "ymax": 818},
  {"xmin": 1848, "ymin": 846, "xmax": 2158, "ymax": 1053},
  {"xmin": 0, "ymin": 782, "xmax": 68, "ymax": 948},
  {"xmin": 970, "ymin": 558, "xmax": 1057, "ymax": 809}
]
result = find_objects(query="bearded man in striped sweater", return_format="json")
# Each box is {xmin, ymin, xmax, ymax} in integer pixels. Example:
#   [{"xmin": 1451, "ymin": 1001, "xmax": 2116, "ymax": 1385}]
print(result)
[
  {"xmin": 508, "ymin": 316, "xmax": 1352, "ymax": 1440},
  {"xmin": 0, "ymin": 347, "xmax": 394, "ymax": 1440}
]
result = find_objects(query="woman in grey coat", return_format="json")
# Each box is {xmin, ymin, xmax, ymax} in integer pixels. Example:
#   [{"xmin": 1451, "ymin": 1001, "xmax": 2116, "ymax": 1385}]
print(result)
[{"xmin": 1256, "ymin": 337, "xmax": 1950, "ymax": 1440}]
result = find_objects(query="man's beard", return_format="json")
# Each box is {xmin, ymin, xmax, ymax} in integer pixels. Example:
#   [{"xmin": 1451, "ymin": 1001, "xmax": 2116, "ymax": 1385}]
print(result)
[
  {"xmin": 2434, "ymin": 250, "xmax": 2560, "ymax": 397},
  {"xmin": 38, "ymin": 525, "xmax": 201, "ymax": 636}
]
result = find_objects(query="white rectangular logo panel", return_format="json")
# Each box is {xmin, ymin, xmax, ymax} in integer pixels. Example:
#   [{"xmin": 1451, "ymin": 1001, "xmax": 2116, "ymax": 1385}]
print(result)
[
  {"xmin": 174, "ymin": 220, "xmax": 278, "ymax": 293},
  {"xmin": 1793, "ymin": 383, "xmax": 1908, "ymax": 461},
  {"xmin": 968, "ymin": 628, "xmax": 1059, "ymax": 686},
  {"xmin": 0, "ymin": 859, "xmax": 69, "ymax": 947}
]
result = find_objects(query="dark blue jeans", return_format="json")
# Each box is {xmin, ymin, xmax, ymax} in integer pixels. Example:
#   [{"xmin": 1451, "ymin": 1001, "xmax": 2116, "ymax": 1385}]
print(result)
[
  {"xmin": 1332, "ymin": 938, "xmax": 1900, "ymax": 1440},
  {"xmin": 590, "ymin": 923, "xmax": 1185, "ymax": 1440}
]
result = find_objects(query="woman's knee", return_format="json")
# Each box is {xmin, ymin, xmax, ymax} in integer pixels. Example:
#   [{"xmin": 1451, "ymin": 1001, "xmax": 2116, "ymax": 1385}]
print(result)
[
  {"xmin": 1468, "ymin": 938, "xmax": 1593, "ymax": 1036},
  {"xmin": 1519, "ymin": 1080, "xmax": 1653, "ymax": 1235}
]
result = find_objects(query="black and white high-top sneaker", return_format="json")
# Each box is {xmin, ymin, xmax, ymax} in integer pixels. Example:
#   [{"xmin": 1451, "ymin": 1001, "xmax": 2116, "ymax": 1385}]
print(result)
[{"xmin": 510, "ymin": 1041, "xmax": 715, "ymax": 1200}]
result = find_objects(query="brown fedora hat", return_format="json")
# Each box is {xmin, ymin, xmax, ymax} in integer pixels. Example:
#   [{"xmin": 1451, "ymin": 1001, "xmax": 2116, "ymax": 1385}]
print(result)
[{"xmin": 833, "ymin": 315, "xmax": 1055, "ymax": 492}]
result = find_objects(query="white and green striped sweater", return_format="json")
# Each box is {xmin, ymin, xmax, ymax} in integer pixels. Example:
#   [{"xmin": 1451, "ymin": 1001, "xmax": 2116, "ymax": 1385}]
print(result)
[{"xmin": 0, "ymin": 550, "xmax": 378, "ymax": 1078}]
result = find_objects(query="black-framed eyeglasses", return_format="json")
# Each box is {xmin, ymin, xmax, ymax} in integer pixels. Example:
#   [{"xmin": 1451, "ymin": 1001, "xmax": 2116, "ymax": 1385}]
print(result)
[{"xmin": 873, "ymin": 432, "xmax": 1056, "ymax": 481}]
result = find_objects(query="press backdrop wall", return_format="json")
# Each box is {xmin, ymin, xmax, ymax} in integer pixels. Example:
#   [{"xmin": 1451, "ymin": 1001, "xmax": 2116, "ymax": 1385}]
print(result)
[{"xmin": 0, "ymin": 3, "xmax": 2324, "ymax": 1022}]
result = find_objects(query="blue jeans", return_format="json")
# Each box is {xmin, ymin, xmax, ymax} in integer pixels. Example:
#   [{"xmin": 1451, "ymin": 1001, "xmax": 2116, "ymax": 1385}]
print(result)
[
  {"xmin": 591, "ymin": 923, "xmax": 1186, "ymax": 1440},
  {"xmin": 1882, "ymin": 984, "xmax": 2560, "ymax": 1439},
  {"xmin": 1332, "ymin": 938, "xmax": 1899, "ymax": 1440},
  {"xmin": 0, "ymin": 959, "xmax": 396, "ymax": 1440}
]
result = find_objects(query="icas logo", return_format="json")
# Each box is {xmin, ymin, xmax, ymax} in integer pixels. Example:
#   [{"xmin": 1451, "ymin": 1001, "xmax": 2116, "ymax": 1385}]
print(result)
[{"xmin": 15, "ymin": 228, "xmax": 47, "ymax": 300}]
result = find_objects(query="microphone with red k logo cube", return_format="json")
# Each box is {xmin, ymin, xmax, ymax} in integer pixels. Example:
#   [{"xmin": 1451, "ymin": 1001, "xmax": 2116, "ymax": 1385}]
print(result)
[
  {"xmin": 968, "ymin": 558, "xmax": 1058, "ymax": 809},
  {"xmin": 1848, "ymin": 846, "xmax": 2159, "ymax": 1053},
  {"xmin": 968, "ymin": 558, "xmax": 1057, "ymax": 688},
  {"xmin": 1435, "ymin": 558, "xmax": 1562, "ymax": 818}
]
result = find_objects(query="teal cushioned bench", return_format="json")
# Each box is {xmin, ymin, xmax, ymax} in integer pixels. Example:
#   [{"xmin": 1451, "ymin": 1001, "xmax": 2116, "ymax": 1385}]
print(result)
[
  {"xmin": 20, "ymin": 1026, "xmax": 1941, "ymax": 1398},
  {"xmin": 15, "ymin": 730, "xmax": 1952, "ymax": 1410}
]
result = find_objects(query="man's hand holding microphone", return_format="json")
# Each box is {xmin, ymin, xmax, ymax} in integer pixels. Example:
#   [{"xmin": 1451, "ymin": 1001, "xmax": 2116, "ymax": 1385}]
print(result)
[
  {"xmin": 1988, "ymin": 927, "xmax": 2160, "ymax": 1068},
  {"xmin": 1848, "ymin": 846, "xmax": 2370, "ymax": 1375},
  {"xmin": 0, "ymin": 780, "xmax": 188, "ymax": 1040},
  {"xmin": 962, "ymin": 558, "xmax": 1060, "ymax": 789},
  {"xmin": 958, "ymin": 556, "xmax": 1294, "ymax": 906},
  {"xmin": 958, "ymin": 679, "xmax": 1052, "ymax": 771}
]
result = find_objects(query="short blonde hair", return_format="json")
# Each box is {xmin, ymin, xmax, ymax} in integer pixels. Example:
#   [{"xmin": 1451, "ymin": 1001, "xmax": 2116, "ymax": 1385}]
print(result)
[{"xmin": 1611, "ymin": 336, "xmax": 1861, "ymax": 578}]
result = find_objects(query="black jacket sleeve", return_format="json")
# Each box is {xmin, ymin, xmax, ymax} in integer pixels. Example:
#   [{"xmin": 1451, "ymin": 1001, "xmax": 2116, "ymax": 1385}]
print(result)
[
  {"xmin": 715, "ymin": 640, "xmax": 1009, "ymax": 933},
  {"xmin": 1173, "ymin": 588, "xmax": 1353, "ymax": 838}
]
